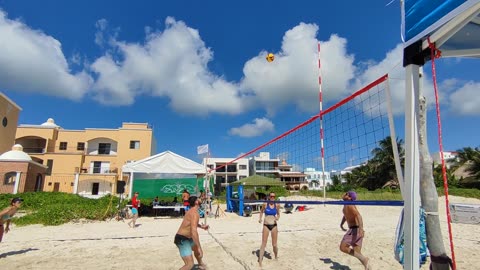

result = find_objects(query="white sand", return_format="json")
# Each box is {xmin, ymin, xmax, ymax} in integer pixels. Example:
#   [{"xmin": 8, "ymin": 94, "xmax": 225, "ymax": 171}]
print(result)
[{"xmin": 0, "ymin": 195, "xmax": 479, "ymax": 270}]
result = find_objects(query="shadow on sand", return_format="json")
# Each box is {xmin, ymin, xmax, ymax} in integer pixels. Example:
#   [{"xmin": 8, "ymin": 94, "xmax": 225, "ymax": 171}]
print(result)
[
  {"xmin": 319, "ymin": 258, "xmax": 352, "ymax": 270},
  {"xmin": 252, "ymin": 249, "xmax": 272, "ymax": 260},
  {"xmin": 0, "ymin": 248, "xmax": 39, "ymax": 259}
]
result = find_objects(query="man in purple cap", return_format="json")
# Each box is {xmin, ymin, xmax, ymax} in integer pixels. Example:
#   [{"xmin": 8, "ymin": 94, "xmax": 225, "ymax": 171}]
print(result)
[{"xmin": 340, "ymin": 191, "xmax": 371, "ymax": 269}]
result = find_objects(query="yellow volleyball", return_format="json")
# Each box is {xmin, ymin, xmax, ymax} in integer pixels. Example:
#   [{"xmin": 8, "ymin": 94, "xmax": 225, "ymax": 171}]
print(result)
[{"xmin": 266, "ymin": 53, "xmax": 275, "ymax": 62}]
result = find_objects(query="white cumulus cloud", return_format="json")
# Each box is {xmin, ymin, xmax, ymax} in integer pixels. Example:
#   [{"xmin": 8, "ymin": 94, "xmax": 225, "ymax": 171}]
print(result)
[
  {"xmin": 228, "ymin": 118, "xmax": 274, "ymax": 138},
  {"xmin": 91, "ymin": 17, "xmax": 250, "ymax": 115},
  {"xmin": 0, "ymin": 10, "xmax": 92, "ymax": 100},
  {"xmin": 240, "ymin": 23, "xmax": 356, "ymax": 115},
  {"xmin": 449, "ymin": 81, "xmax": 480, "ymax": 115}
]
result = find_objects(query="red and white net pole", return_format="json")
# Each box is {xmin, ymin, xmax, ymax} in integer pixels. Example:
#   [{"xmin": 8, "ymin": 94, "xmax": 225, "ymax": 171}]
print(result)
[{"xmin": 317, "ymin": 41, "xmax": 327, "ymax": 201}]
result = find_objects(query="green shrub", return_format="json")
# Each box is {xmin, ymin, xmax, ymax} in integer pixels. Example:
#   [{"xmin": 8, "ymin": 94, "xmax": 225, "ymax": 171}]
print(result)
[{"xmin": 0, "ymin": 192, "xmax": 122, "ymax": 226}]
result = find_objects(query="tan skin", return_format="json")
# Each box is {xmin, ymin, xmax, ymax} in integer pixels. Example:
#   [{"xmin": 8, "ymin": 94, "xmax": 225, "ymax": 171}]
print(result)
[
  {"xmin": 0, "ymin": 200, "xmax": 22, "ymax": 241},
  {"xmin": 128, "ymin": 193, "xmax": 140, "ymax": 228},
  {"xmin": 182, "ymin": 190, "xmax": 190, "ymax": 203},
  {"xmin": 339, "ymin": 192, "xmax": 370, "ymax": 269},
  {"xmin": 258, "ymin": 192, "xmax": 280, "ymax": 267},
  {"xmin": 176, "ymin": 198, "xmax": 209, "ymax": 270}
]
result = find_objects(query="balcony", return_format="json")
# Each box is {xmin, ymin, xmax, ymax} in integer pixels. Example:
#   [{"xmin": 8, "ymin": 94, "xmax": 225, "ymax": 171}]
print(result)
[
  {"xmin": 23, "ymin": 147, "xmax": 46, "ymax": 154},
  {"xmin": 76, "ymin": 167, "xmax": 118, "ymax": 174}
]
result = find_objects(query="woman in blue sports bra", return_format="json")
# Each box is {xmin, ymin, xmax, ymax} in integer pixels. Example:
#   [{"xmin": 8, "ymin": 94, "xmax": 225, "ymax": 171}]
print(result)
[
  {"xmin": 0, "ymin": 197, "xmax": 23, "ymax": 243},
  {"xmin": 258, "ymin": 192, "xmax": 280, "ymax": 267}
]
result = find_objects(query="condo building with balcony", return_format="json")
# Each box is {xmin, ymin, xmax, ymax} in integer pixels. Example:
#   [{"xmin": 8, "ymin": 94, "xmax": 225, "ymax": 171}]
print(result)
[
  {"xmin": 248, "ymin": 152, "xmax": 308, "ymax": 190},
  {"xmin": 204, "ymin": 157, "xmax": 249, "ymax": 194},
  {"xmin": 15, "ymin": 119, "xmax": 156, "ymax": 197},
  {"xmin": 248, "ymin": 152, "xmax": 280, "ymax": 178}
]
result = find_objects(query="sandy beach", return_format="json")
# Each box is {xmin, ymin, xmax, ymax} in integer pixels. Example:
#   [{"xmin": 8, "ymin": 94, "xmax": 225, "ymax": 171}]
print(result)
[{"xmin": 0, "ymin": 195, "xmax": 479, "ymax": 270}]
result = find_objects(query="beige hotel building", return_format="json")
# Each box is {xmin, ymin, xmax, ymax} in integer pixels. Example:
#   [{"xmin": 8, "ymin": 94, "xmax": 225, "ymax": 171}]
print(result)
[{"xmin": 14, "ymin": 119, "xmax": 156, "ymax": 196}]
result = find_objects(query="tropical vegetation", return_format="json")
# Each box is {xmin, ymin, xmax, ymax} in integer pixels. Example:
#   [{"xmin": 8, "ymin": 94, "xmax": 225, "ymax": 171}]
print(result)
[{"xmin": 331, "ymin": 137, "xmax": 480, "ymax": 191}]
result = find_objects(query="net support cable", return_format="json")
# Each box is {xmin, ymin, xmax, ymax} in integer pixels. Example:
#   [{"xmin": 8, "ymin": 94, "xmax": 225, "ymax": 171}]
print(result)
[{"xmin": 427, "ymin": 37, "xmax": 456, "ymax": 270}]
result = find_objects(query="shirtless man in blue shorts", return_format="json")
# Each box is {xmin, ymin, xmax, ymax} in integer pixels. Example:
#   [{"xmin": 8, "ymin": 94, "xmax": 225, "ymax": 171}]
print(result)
[{"xmin": 174, "ymin": 196, "xmax": 209, "ymax": 270}]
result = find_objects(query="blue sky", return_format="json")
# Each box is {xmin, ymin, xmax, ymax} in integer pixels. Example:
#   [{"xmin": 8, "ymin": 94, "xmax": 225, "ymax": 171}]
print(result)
[{"xmin": 1, "ymin": 0, "xmax": 479, "ymax": 163}]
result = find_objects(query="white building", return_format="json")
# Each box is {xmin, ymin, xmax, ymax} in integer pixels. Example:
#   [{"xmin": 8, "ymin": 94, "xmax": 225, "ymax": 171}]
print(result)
[
  {"xmin": 203, "ymin": 157, "xmax": 249, "ymax": 193},
  {"xmin": 431, "ymin": 151, "xmax": 459, "ymax": 168},
  {"xmin": 304, "ymin": 167, "xmax": 332, "ymax": 190},
  {"xmin": 249, "ymin": 152, "xmax": 280, "ymax": 177}
]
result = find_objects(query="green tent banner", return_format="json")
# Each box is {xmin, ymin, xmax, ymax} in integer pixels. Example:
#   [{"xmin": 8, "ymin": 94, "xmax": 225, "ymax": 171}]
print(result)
[{"xmin": 133, "ymin": 177, "xmax": 213, "ymax": 199}]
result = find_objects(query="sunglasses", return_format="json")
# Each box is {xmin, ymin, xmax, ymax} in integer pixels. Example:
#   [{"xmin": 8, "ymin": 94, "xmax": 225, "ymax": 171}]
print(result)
[{"xmin": 270, "ymin": 195, "xmax": 276, "ymax": 198}]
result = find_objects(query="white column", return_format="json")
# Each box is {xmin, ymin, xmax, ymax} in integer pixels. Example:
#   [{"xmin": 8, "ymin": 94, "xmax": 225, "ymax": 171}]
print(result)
[
  {"xmin": 13, "ymin": 171, "xmax": 21, "ymax": 194},
  {"xmin": 128, "ymin": 172, "xmax": 134, "ymax": 198},
  {"xmin": 404, "ymin": 64, "xmax": 421, "ymax": 270},
  {"xmin": 73, "ymin": 173, "xmax": 80, "ymax": 194}
]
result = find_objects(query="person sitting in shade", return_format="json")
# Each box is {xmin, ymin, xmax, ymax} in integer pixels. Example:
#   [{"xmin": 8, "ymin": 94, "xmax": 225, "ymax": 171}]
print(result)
[{"xmin": 153, "ymin": 196, "xmax": 159, "ymax": 206}]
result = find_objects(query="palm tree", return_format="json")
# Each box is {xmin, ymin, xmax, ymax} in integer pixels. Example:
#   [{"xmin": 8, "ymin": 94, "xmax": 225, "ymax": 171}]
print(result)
[
  {"xmin": 465, "ymin": 154, "xmax": 480, "ymax": 179},
  {"xmin": 349, "ymin": 163, "xmax": 377, "ymax": 190},
  {"xmin": 433, "ymin": 164, "xmax": 458, "ymax": 187},
  {"xmin": 455, "ymin": 147, "xmax": 479, "ymax": 166},
  {"xmin": 370, "ymin": 136, "xmax": 405, "ymax": 188}
]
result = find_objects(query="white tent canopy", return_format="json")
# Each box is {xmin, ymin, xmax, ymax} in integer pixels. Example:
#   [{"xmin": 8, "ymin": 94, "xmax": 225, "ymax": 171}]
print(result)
[{"xmin": 122, "ymin": 150, "xmax": 206, "ymax": 197}]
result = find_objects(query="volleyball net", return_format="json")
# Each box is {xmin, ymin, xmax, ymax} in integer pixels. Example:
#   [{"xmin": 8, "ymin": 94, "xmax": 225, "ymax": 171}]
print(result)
[{"xmin": 210, "ymin": 74, "xmax": 403, "ymax": 206}]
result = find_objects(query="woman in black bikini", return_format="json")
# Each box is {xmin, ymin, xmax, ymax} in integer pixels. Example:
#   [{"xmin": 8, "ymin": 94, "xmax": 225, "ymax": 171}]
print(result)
[{"xmin": 258, "ymin": 192, "xmax": 280, "ymax": 267}]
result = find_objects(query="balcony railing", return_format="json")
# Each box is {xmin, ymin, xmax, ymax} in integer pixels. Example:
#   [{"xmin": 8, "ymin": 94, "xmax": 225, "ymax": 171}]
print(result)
[
  {"xmin": 75, "ymin": 167, "xmax": 118, "ymax": 174},
  {"xmin": 23, "ymin": 147, "xmax": 46, "ymax": 154}
]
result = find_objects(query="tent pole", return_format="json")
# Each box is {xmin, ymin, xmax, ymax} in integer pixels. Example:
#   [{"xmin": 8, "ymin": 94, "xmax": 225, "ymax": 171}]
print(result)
[
  {"xmin": 128, "ymin": 172, "xmax": 134, "ymax": 198},
  {"xmin": 404, "ymin": 64, "xmax": 421, "ymax": 270}
]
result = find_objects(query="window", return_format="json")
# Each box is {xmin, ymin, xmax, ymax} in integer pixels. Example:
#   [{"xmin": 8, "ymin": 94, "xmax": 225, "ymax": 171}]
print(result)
[
  {"xmin": 256, "ymin": 161, "xmax": 275, "ymax": 170},
  {"xmin": 77, "ymin": 142, "xmax": 85, "ymax": 151},
  {"xmin": 59, "ymin": 142, "xmax": 68, "ymax": 150},
  {"xmin": 227, "ymin": 164, "xmax": 237, "ymax": 172},
  {"xmin": 98, "ymin": 143, "xmax": 111, "ymax": 154},
  {"xmin": 93, "ymin": 161, "xmax": 102, "ymax": 173},
  {"xmin": 2, "ymin": 117, "xmax": 7, "ymax": 127},
  {"xmin": 46, "ymin": 159, "xmax": 54, "ymax": 175},
  {"xmin": 129, "ymin": 140, "xmax": 140, "ymax": 149},
  {"xmin": 239, "ymin": 165, "xmax": 247, "ymax": 170},
  {"xmin": 91, "ymin": 161, "xmax": 110, "ymax": 174},
  {"xmin": 4, "ymin": 172, "xmax": 16, "ymax": 185}
]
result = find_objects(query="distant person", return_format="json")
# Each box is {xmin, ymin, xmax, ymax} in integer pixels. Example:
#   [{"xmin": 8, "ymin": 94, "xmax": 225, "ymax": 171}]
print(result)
[
  {"xmin": 339, "ymin": 191, "xmax": 370, "ymax": 269},
  {"xmin": 172, "ymin": 197, "xmax": 178, "ymax": 204},
  {"xmin": 128, "ymin": 192, "xmax": 140, "ymax": 228},
  {"xmin": 258, "ymin": 192, "xmax": 280, "ymax": 267},
  {"xmin": 294, "ymin": 205, "xmax": 312, "ymax": 212},
  {"xmin": 206, "ymin": 189, "xmax": 213, "ymax": 211},
  {"xmin": 182, "ymin": 189, "xmax": 190, "ymax": 207},
  {"xmin": 199, "ymin": 190, "xmax": 206, "ymax": 203},
  {"xmin": 0, "ymin": 197, "xmax": 23, "ymax": 243},
  {"xmin": 153, "ymin": 196, "xmax": 159, "ymax": 206},
  {"xmin": 174, "ymin": 196, "xmax": 209, "ymax": 270}
]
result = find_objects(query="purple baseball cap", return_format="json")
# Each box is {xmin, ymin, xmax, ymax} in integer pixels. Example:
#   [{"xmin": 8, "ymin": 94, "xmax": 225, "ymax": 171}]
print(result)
[{"xmin": 346, "ymin": 191, "xmax": 357, "ymax": 201}]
